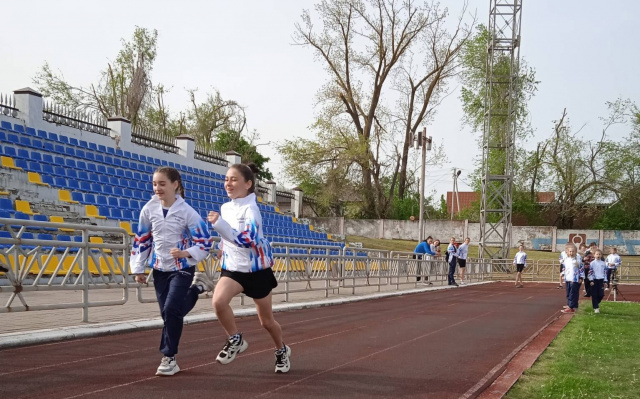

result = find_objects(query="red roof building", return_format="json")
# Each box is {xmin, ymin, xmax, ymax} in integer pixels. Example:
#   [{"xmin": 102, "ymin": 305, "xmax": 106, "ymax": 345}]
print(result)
[{"xmin": 446, "ymin": 191, "xmax": 555, "ymax": 215}]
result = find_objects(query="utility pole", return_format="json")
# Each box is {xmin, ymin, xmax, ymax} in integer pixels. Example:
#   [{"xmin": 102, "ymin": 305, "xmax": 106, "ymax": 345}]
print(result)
[
  {"xmin": 451, "ymin": 169, "xmax": 462, "ymax": 220},
  {"xmin": 415, "ymin": 127, "xmax": 432, "ymax": 242}
]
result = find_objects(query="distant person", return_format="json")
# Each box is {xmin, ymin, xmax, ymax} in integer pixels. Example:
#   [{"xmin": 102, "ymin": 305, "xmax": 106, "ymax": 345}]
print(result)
[
  {"xmin": 588, "ymin": 249, "xmax": 607, "ymax": 314},
  {"xmin": 513, "ymin": 245, "xmax": 527, "ymax": 288},
  {"xmin": 457, "ymin": 238, "xmax": 470, "ymax": 284},
  {"xmin": 560, "ymin": 244, "xmax": 582, "ymax": 306},
  {"xmin": 560, "ymin": 243, "xmax": 584, "ymax": 314},
  {"xmin": 432, "ymin": 239, "xmax": 442, "ymax": 258},
  {"xmin": 446, "ymin": 237, "xmax": 458, "ymax": 287},
  {"xmin": 605, "ymin": 247, "xmax": 621, "ymax": 290},
  {"xmin": 414, "ymin": 236, "xmax": 435, "ymax": 284},
  {"xmin": 582, "ymin": 242, "xmax": 600, "ymax": 297}
]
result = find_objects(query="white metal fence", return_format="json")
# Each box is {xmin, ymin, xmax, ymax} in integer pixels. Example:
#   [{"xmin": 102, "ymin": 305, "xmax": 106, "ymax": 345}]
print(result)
[{"xmin": 1, "ymin": 218, "xmax": 639, "ymax": 322}]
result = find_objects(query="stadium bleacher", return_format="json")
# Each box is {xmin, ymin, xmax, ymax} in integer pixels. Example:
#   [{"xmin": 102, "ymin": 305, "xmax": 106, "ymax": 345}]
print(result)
[{"xmin": 0, "ymin": 120, "xmax": 343, "ymax": 254}]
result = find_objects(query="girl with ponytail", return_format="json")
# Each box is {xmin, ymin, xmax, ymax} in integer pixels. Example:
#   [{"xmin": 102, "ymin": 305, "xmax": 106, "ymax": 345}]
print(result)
[
  {"xmin": 131, "ymin": 167, "xmax": 215, "ymax": 376},
  {"xmin": 207, "ymin": 163, "xmax": 291, "ymax": 373}
]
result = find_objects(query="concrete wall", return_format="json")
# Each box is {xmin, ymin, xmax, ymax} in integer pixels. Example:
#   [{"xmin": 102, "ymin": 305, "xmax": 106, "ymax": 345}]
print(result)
[{"xmin": 308, "ymin": 217, "xmax": 640, "ymax": 255}]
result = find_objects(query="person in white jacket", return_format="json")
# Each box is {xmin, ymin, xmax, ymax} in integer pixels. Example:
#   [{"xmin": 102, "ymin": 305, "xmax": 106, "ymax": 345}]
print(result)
[
  {"xmin": 457, "ymin": 237, "xmax": 470, "ymax": 284},
  {"xmin": 207, "ymin": 163, "xmax": 291, "ymax": 373},
  {"xmin": 513, "ymin": 245, "xmax": 527, "ymax": 288},
  {"xmin": 131, "ymin": 167, "xmax": 214, "ymax": 376},
  {"xmin": 605, "ymin": 247, "xmax": 621, "ymax": 290},
  {"xmin": 588, "ymin": 249, "xmax": 608, "ymax": 313}
]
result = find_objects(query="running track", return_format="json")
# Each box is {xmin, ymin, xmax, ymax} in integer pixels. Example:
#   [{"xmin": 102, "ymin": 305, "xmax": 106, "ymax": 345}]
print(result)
[{"xmin": 0, "ymin": 282, "xmax": 566, "ymax": 399}]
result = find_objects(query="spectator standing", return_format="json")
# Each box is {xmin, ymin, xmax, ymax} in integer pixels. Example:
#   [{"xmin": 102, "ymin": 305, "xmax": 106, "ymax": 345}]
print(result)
[
  {"xmin": 447, "ymin": 237, "xmax": 458, "ymax": 287},
  {"xmin": 513, "ymin": 245, "xmax": 527, "ymax": 288},
  {"xmin": 457, "ymin": 238, "xmax": 470, "ymax": 284},
  {"xmin": 588, "ymin": 249, "xmax": 607, "ymax": 314},
  {"xmin": 605, "ymin": 247, "xmax": 621, "ymax": 290}
]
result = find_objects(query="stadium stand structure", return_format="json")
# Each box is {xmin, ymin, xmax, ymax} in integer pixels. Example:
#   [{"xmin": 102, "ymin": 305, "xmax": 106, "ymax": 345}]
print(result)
[{"xmin": 0, "ymin": 88, "xmax": 345, "ymax": 262}]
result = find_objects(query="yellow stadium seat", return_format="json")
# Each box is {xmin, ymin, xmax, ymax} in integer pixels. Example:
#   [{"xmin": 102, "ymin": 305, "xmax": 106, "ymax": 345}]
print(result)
[
  {"xmin": 309, "ymin": 225, "xmax": 314, "ymax": 231},
  {"xmin": 292, "ymin": 217, "xmax": 297, "ymax": 223},
  {"xmin": 1, "ymin": 156, "xmax": 22, "ymax": 170},
  {"xmin": 327, "ymin": 234, "xmax": 332, "ymax": 240},
  {"xmin": 58, "ymin": 190, "xmax": 79, "ymax": 204},
  {"xmin": 28, "ymin": 172, "xmax": 50, "ymax": 187},
  {"xmin": 119, "ymin": 221, "xmax": 135, "ymax": 236},
  {"xmin": 275, "ymin": 207, "xmax": 280, "ymax": 213},
  {"xmin": 50, "ymin": 215, "xmax": 74, "ymax": 232},
  {"xmin": 85, "ymin": 205, "xmax": 106, "ymax": 219},
  {"xmin": 0, "ymin": 190, "xmax": 9, "ymax": 196},
  {"xmin": 15, "ymin": 200, "xmax": 37, "ymax": 215}
]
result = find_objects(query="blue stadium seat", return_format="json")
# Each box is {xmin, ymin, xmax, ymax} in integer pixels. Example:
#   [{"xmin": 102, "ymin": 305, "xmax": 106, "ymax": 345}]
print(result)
[
  {"xmin": 102, "ymin": 185, "xmax": 113, "ymax": 196},
  {"xmin": 30, "ymin": 151, "xmax": 43, "ymax": 163},
  {"xmin": 43, "ymin": 141, "xmax": 54, "ymax": 152},
  {"xmin": 68, "ymin": 179, "xmax": 80, "ymax": 191},
  {"xmin": 79, "ymin": 140, "xmax": 88, "ymax": 149},
  {"xmin": 66, "ymin": 168, "xmax": 78, "ymax": 180},
  {"xmin": 13, "ymin": 124, "xmax": 25, "ymax": 134},
  {"xmin": 65, "ymin": 147, "xmax": 75, "ymax": 157},
  {"xmin": 98, "ymin": 174, "xmax": 109, "ymax": 184},
  {"xmin": 53, "ymin": 144, "xmax": 65, "ymax": 155},
  {"xmin": 145, "ymin": 164, "xmax": 154, "ymax": 173},
  {"xmin": 25, "ymin": 127, "xmax": 36, "ymax": 136},
  {"xmin": 106, "ymin": 147, "xmax": 115, "ymax": 155},
  {"xmin": 122, "ymin": 160, "xmax": 130, "ymax": 169},
  {"xmin": 48, "ymin": 132, "xmax": 58, "ymax": 141},
  {"xmin": 133, "ymin": 172, "xmax": 142, "ymax": 181},
  {"xmin": 95, "ymin": 153, "xmax": 104, "ymax": 163},
  {"xmin": 91, "ymin": 183, "xmax": 103, "ymax": 194},
  {"xmin": 1, "ymin": 121, "xmax": 13, "ymax": 131},
  {"xmin": 3, "ymin": 146, "xmax": 16, "ymax": 158},
  {"xmin": 115, "ymin": 148, "xmax": 123, "ymax": 157},
  {"xmin": 77, "ymin": 171, "xmax": 90, "ymax": 181},
  {"xmin": 113, "ymin": 187, "xmax": 124, "ymax": 197},
  {"xmin": 110, "ymin": 208, "xmax": 122, "ymax": 219},
  {"xmin": 123, "ymin": 151, "xmax": 131, "ymax": 159},
  {"xmin": 59, "ymin": 135, "xmax": 69, "ymax": 144},
  {"xmin": 76, "ymin": 160, "xmax": 87, "ymax": 171},
  {"xmin": 88, "ymin": 172, "xmax": 99, "ymax": 182},
  {"xmin": 129, "ymin": 199, "xmax": 140, "ymax": 210},
  {"xmin": 86, "ymin": 162, "xmax": 97, "ymax": 173},
  {"xmin": 118, "ymin": 198, "xmax": 129, "ymax": 209},
  {"xmin": 69, "ymin": 137, "xmax": 78, "ymax": 146},
  {"xmin": 42, "ymin": 175, "xmax": 55, "ymax": 186},
  {"xmin": 96, "ymin": 195, "xmax": 109, "ymax": 206},
  {"xmin": 84, "ymin": 193, "xmax": 97, "ymax": 205},
  {"xmin": 96, "ymin": 164, "xmax": 106, "ymax": 174},
  {"xmin": 113, "ymin": 157, "xmax": 122, "ymax": 167},
  {"xmin": 37, "ymin": 130, "xmax": 48, "ymax": 139},
  {"xmin": 121, "ymin": 209, "xmax": 134, "ymax": 221},
  {"xmin": 99, "ymin": 206, "xmax": 110, "ymax": 218},
  {"xmin": 17, "ymin": 148, "xmax": 30, "ymax": 160},
  {"xmin": 105, "ymin": 155, "xmax": 115, "ymax": 165},
  {"xmin": 85, "ymin": 151, "xmax": 95, "ymax": 161},
  {"xmin": 88, "ymin": 142, "xmax": 98, "ymax": 151},
  {"xmin": 38, "ymin": 233, "xmax": 55, "ymax": 251},
  {"xmin": 115, "ymin": 169, "xmax": 125, "ymax": 178},
  {"xmin": 0, "ymin": 132, "xmax": 6, "ymax": 143},
  {"xmin": 98, "ymin": 144, "xmax": 106, "ymax": 153},
  {"xmin": 138, "ymin": 155, "xmax": 147, "ymax": 163},
  {"xmin": 28, "ymin": 161, "xmax": 43, "ymax": 173},
  {"xmin": 0, "ymin": 198, "xmax": 14, "ymax": 215},
  {"xmin": 31, "ymin": 138, "xmax": 43, "ymax": 149},
  {"xmin": 15, "ymin": 159, "xmax": 28, "ymax": 170},
  {"xmin": 75, "ymin": 149, "xmax": 85, "ymax": 159},
  {"xmin": 80, "ymin": 181, "xmax": 92, "ymax": 192},
  {"xmin": 126, "ymin": 180, "xmax": 137, "ymax": 189},
  {"xmin": 53, "ymin": 177, "xmax": 67, "ymax": 188},
  {"xmin": 109, "ymin": 176, "xmax": 121, "ymax": 187},
  {"xmin": 106, "ymin": 166, "xmax": 115, "ymax": 175},
  {"xmin": 124, "ymin": 170, "xmax": 133, "ymax": 180},
  {"xmin": 13, "ymin": 212, "xmax": 36, "ymax": 230},
  {"xmin": 108, "ymin": 197, "xmax": 119, "ymax": 208},
  {"xmin": 71, "ymin": 191, "xmax": 83, "ymax": 203},
  {"xmin": 19, "ymin": 136, "xmax": 31, "ymax": 147},
  {"xmin": 131, "ymin": 153, "xmax": 139, "ymax": 161},
  {"xmin": 124, "ymin": 188, "xmax": 133, "ymax": 198}
]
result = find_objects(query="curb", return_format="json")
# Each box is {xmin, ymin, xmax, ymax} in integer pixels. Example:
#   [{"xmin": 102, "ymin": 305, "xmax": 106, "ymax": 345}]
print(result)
[{"xmin": 0, "ymin": 281, "xmax": 493, "ymax": 350}]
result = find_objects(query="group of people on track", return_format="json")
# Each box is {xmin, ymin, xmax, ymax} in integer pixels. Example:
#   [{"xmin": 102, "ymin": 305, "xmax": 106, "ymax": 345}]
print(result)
[{"xmin": 413, "ymin": 236, "xmax": 470, "ymax": 287}]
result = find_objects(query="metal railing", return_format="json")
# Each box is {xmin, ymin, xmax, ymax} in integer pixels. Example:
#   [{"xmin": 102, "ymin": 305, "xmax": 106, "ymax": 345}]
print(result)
[
  {"xmin": 42, "ymin": 101, "xmax": 110, "ymax": 136},
  {"xmin": 131, "ymin": 125, "xmax": 178, "ymax": 153},
  {"xmin": 0, "ymin": 93, "xmax": 18, "ymax": 118},
  {"xmin": 2, "ymin": 216, "xmax": 639, "ymax": 322},
  {"xmin": 193, "ymin": 143, "xmax": 227, "ymax": 166},
  {"xmin": 0, "ymin": 218, "xmax": 130, "ymax": 322}
]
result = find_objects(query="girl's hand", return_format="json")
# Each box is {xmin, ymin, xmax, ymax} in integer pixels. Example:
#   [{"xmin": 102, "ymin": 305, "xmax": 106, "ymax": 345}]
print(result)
[
  {"xmin": 134, "ymin": 274, "xmax": 147, "ymax": 284},
  {"xmin": 208, "ymin": 211, "xmax": 219, "ymax": 225},
  {"xmin": 170, "ymin": 248, "xmax": 189, "ymax": 259}
]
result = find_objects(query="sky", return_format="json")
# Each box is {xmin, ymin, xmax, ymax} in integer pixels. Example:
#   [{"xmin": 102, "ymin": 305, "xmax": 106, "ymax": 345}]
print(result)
[{"xmin": 1, "ymin": 0, "xmax": 639, "ymax": 200}]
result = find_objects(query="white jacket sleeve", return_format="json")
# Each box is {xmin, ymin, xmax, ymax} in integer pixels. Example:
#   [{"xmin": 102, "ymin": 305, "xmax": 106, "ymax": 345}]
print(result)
[
  {"xmin": 130, "ymin": 207, "xmax": 153, "ymax": 275},
  {"xmin": 213, "ymin": 206, "xmax": 262, "ymax": 248},
  {"xmin": 184, "ymin": 208, "xmax": 213, "ymax": 264}
]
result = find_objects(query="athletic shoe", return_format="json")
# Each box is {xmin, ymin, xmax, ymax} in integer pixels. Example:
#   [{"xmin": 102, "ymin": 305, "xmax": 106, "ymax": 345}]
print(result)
[
  {"xmin": 156, "ymin": 356, "xmax": 180, "ymax": 376},
  {"xmin": 450, "ymin": 282, "xmax": 459, "ymax": 287},
  {"xmin": 562, "ymin": 305, "xmax": 570, "ymax": 309},
  {"xmin": 460, "ymin": 280, "xmax": 465, "ymax": 285},
  {"xmin": 275, "ymin": 345, "xmax": 291, "ymax": 373},
  {"xmin": 561, "ymin": 308, "xmax": 575, "ymax": 314},
  {"xmin": 605, "ymin": 288, "xmax": 609, "ymax": 291},
  {"xmin": 217, "ymin": 333, "xmax": 248, "ymax": 364},
  {"xmin": 557, "ymin": 285, "xmax": 563, "ymax": 289},
  {"xmin": 594, "ymin": 308, "xmax": 600, "ymax": 314},
  {"xmin": 192, "ymin": 272, "xmax": 215, "ymax": 292}
]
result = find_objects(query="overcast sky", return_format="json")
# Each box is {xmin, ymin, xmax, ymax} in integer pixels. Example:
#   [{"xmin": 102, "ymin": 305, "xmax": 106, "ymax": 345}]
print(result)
[{"xmin": 2, "ymin": 0, "xmax": 638, "ymax": 200}]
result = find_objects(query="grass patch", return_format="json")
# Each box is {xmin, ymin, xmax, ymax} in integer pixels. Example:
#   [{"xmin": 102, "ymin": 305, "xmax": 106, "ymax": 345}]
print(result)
[
  {"xmin": 346, "ymin": 235, "xmax": 561, "ymax": 261},
  {"xmin": 505, "ymin": 302, "xmax": 640, "ymax": 398}
]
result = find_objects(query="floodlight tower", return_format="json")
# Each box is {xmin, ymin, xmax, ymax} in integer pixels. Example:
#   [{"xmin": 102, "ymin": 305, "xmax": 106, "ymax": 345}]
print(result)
[{"xmin": 479, "ymin": 0, "xmax": 523, "ymax": 259}]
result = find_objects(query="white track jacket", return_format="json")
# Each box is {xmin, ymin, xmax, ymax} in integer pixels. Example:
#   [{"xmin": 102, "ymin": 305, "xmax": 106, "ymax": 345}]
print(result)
[
  {"xmin": 212, "ymin": 193, "xmax": 274, "ymax": 273},
  {"xmin": 130, "ymin": 195, "xmax": 213, "ymax": 274}
]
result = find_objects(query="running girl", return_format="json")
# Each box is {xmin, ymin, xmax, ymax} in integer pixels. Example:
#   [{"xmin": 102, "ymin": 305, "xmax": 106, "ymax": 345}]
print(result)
[
  {"xmin": 207, "ymin": 163, "xmax": 291, "ymax": 373},
  {"xmin": 513, "ymin": 245, "xmax": 527, "ymax": 288},
  {"xmin": 131, "ymin": 167, "xmax": 215, "ymax": 376}
]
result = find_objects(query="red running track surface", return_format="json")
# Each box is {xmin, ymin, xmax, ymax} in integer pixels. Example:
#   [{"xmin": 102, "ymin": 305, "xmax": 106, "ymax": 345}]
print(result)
[{"xmin": 0, "ymin": 282, "xmax": 566, "ymax": 399}]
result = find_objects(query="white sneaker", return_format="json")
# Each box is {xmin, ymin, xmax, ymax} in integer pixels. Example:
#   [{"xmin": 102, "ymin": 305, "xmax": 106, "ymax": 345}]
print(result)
[
  {"xmin": 217, "ymin": 333, "xmax": 248, "ymax": 364},
  {"xmin": 275, "ymin": 345, "xmax": 291, "ymax": 373},
  {"xmin": 460, "ymin": 280, "xmax": 465, "ymax": 285},
  {"xmin": 156, "ymin": 356, "xmax": 180, "ymax": 376},
  {"xmin": 192, "ymin": 272, "xmax": 215, "ymax": 292},
  {"xmin": 605, "ymin": 288, "xmax": 609, "ymax": 291},
  {"xmin": 594, "ymin": 308, "xmax": 600, "ymax": 314}
]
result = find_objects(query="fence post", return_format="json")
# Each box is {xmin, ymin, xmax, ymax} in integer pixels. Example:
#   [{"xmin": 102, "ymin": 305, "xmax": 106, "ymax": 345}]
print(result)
[
  {"xmin": 14, "ymin": 87, "xmax": 43, "ymax": 128},
  {"xmin": 81, "ymin": 228, "xmax": 90, "ymax": 322},
  {"xmin": 107, "ymin": 117, "xmax": 132, "ymax": 150},
  {"xmin": 175, "ymin": 134, "xmax": 195, "ymax": 160},
  {"xmin": 285, "ymin": 246, "xmax": 290, "ymax": 302}
]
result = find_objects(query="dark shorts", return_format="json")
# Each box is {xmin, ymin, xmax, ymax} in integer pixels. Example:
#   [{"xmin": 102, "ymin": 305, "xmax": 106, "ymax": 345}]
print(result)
[
  {"xmin": 221, "ymin": 268, "xmax": 278, "ymax": 299},
  {"xmin": 457, "ymin": 259, "xmax": 466, "ymax": 268},
  {"xmin": 516, "ymin": 264, "xmax": 525, "ymax": 273}
]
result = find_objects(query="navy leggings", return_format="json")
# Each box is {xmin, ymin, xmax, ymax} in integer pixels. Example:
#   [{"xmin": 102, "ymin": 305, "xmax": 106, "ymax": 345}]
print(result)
[{"xmin": 153, "ymin": 267, "xmax": 200, "ymax": 357}]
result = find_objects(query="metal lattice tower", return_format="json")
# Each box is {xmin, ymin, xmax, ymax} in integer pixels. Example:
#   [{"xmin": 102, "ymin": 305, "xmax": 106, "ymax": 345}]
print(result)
[{"xmin": 479, "ymin": 0, "xmax": 523, "ymax": 259}]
